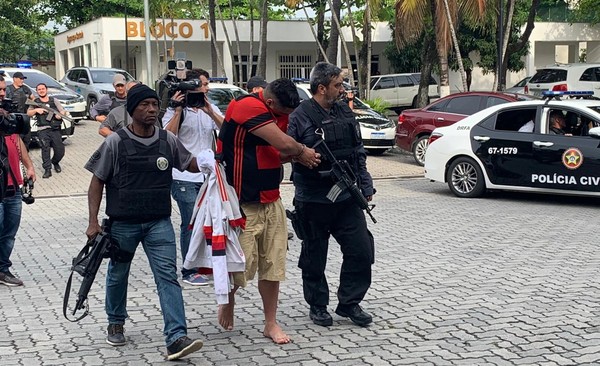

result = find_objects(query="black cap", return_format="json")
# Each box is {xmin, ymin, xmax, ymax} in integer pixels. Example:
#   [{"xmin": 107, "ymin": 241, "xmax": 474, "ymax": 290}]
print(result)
[
  {"xmin": 126, "ymin": 84, "xmax": 159, "ymax": 116},
  {"xmin": 13, "ymin": 72, "xmax": 26, "ymax": 79},
  {"xmin": 247, "ymin": 76, "xmax": 267, "ymax": 91}
]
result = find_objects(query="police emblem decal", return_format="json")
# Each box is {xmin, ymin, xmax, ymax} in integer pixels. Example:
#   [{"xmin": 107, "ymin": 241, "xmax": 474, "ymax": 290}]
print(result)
[
  {"xmin": 562, "ymin": 148, "xmax": 583, "ymax": 170},
  {"xmin": 156, "ymin": 157, "xmax": 169, "ymax": 170}
]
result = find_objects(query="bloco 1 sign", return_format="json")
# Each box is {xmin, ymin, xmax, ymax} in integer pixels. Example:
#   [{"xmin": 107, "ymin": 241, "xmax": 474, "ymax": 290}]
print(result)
[{"xmin": 126, "ymin": 21, "xmax": 209, "ymax": 40}]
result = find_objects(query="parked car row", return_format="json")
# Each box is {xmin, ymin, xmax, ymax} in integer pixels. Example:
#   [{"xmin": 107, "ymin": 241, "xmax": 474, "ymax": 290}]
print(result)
[{"xmin": 395, "ymin": 91, "xmax": 538, "ymax": 165}]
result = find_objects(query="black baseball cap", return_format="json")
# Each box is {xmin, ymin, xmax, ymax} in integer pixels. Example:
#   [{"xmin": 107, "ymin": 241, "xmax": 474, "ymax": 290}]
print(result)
[
  {"xmin": 13, "ymin": 72, "xmax": 26, "ymax": 79},
  {"xmin": 247, "ymin": 76, "xmax": 268, "ymax": 91}
]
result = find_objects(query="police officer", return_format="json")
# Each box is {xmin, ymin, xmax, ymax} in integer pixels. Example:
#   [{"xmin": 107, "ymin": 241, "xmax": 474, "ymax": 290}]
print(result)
[
  {"xmin": 288, "ymin": 62, "xmax": 375, "ymax": 327},
  {"xmin": 85, "ymin": 84, "xmax": 203, "ymax": 361},
  {"xmin": 7, "ymin": 71, "xmax": 34, "ymax": 148},
  {"xmin": 27, "ymin": 83, "xmax": 67, "ymax": 178},
  {"xmin": 90, "ymin": 74, "xmax": 128, "ymax": 123}
]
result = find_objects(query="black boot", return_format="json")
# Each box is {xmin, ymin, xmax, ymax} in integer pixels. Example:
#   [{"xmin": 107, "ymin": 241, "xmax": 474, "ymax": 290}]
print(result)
[
  {"xmin": 42, "ymin": 169, "xmax": 52, "ymax": 179},
  {"xmin": 53, "ymin": 163, "xmax": 62, "ymax": 173},
  {"xmin": 309, "ymin": 305, "xmax": 333, "ymax": 326}
]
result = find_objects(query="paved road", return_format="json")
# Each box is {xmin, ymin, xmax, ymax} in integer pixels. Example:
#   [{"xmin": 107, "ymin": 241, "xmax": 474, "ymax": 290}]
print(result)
[{"xmin": 3, "ymin": 121, "xmax": 600, "ymax": 365}]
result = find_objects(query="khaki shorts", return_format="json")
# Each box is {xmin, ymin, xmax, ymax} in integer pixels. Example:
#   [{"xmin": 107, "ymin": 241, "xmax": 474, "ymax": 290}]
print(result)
[{"xmin": 232, "ymin": 199, "xmax": 288, "ymax": 287}]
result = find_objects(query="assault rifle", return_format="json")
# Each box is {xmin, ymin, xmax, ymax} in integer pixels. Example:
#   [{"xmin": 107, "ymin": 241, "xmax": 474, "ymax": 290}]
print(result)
[
  {"xmin": 25, "ymin": 99, "xmax": 74, "ymax": 124},
  {"xmin": 63, "ymin": 219, "xmax": 114, "ymax": 322},
  {"xmin": 313, "ymin": 138, "xmax": 377, "ymax": 223}
]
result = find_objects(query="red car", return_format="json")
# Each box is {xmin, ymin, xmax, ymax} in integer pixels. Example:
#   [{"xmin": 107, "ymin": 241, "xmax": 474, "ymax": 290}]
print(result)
[{"xmin": 395, "ymin": 91, "xmax": 537, "ymax": 165}]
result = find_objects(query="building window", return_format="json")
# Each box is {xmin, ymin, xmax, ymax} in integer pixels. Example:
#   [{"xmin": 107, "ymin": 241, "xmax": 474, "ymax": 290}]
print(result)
[
  {"xmin": 233, "ymin": 55, "xmax": 258, "ymax": 83},
  {"xmin": 349, "ymin": 54, "xmax": 380, "ymax": 80},
  {"xmin": 277, "ymin": 54, "xmax": 313, "ymax": 79}
]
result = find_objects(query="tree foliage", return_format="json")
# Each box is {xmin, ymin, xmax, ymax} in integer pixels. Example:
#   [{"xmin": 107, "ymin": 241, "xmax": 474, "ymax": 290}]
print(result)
[{"xmin": 0, "ymin": 0, "xmax": 48, "ymax": 63}]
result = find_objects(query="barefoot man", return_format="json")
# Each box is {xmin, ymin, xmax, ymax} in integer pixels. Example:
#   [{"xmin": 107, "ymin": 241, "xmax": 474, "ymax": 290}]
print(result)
[{"xmin": 217, "ymin": 78, "xmax": 321, "ymax": 343}]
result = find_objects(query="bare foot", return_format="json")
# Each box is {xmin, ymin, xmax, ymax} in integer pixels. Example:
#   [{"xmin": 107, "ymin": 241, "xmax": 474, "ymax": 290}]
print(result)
[
  {"xmin": 218, "ymin": 301, "xmax": 235, "ymax": 331},
  {"xmin": 263, "ymin": 322, "xmax": 291, "ymax": 344}
]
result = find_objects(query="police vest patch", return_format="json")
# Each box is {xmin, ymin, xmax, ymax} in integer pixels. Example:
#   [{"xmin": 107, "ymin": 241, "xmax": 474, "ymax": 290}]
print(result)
[{"xmin": 156, "ymin": 157, "xmax": 169, "ymax": 170}]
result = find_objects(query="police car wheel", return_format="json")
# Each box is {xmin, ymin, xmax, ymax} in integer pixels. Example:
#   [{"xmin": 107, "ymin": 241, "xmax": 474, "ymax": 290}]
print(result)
[
  {"xmin": 446, "ymin": 157, "xmax": 486, "ymax": 198},
  {"xmin": 412, "ymin": 136, "xmax": 429, "ymax": 166}
]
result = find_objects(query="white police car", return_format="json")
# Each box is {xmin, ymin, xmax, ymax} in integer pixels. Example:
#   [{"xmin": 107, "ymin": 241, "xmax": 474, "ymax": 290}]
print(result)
[{"xmin": 424, "ymin": 91, "xmax": 600, "ymax": 198}]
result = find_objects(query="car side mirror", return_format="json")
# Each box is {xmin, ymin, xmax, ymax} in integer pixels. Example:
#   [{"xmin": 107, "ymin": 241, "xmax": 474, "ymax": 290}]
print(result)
[
  {"xmin": 588, "ymin": 126, "xmax": 600, "ymax": 138},
  {"xmin": 77, "ymin": 78, "xmax": 89, "ymax": 84}
]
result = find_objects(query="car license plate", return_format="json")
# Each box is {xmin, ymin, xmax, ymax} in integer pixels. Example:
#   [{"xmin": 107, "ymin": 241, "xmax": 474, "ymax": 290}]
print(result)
[
  {"xmin": 64, "ymin": 106, "xmax": 74, "ymax": 110},
  {"xmin": 371, "ymin": 132, "xmax": 386, "ymax": 139},
  {"xmin": 533, "ymin": 90, "xmax": 546, "ymax": 97}
]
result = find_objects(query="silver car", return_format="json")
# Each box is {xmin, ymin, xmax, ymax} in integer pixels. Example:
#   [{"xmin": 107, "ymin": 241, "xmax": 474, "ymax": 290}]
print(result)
[{"xmin": 60, "ymin": 67, "xmax": 135, "ymax": 117}]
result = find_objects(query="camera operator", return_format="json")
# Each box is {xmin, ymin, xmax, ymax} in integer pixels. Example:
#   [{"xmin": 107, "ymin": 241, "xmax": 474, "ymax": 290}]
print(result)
[
  {"xmin": 90, "ymin": 74, "xmax": 128, "ymax": 123},
  {"xmin": 162, "ymin": 68, "xmax": 223, "ymax": 286},
  {"xmin": 0, "ymin": 76, "xmax": 36, "ymax": 287},
  {"xmin": 27, "ymin": 83, "xmax": 67, "ymax": 178}
]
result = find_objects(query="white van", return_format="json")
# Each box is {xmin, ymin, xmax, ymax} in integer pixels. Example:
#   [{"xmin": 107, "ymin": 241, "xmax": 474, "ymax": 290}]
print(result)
[{"xmin": 370, "ymin": 73, "xmax": 439, "ymax": 109}]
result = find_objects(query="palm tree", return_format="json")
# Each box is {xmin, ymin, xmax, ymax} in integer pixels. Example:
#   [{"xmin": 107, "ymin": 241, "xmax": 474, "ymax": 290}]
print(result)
[{"xmin": 395, "ymin": 0, "xmax": 486, "ymax": 97}]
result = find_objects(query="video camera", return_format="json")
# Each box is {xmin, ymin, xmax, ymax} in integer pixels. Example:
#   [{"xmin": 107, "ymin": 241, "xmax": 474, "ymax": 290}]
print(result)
[
  {"xmin": 0, "ymin": 99, "xmax": 30, "ymax": 135},
  {"xmin": 157, "ymin": 58, "xmax": 205, "ymax": 112}
]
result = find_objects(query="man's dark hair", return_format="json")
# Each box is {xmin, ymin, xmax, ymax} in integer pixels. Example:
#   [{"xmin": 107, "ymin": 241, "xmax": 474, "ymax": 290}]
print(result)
[
  {"xmin": 265, "ymin": 78, "xmax": 300, "ymax": 109},
  {"xmin": 186, "ymin": 68, "xmax": 209, "ymax": 81},
  {"xmin": 0, "ymin": 76, "xmax": 4, "ymax": 82},
  {"xmin": 36, "ymin": 83, "xmax": 47, "ymax": 89},
  {"xmin": 309, "ymin": 62, "xmax": 342, "ymax": 94}
]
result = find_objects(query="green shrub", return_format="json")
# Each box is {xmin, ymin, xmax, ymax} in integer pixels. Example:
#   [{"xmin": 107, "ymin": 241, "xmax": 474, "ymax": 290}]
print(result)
[{"xmin": 362, "ymin": 98, "xmax": 392, "ymax": 115}]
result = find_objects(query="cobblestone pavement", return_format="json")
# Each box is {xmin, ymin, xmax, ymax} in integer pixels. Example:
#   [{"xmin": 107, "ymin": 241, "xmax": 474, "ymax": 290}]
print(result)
[{"xmin": 3, "ymin": 121, "xmax": 600, "ymax": 365}]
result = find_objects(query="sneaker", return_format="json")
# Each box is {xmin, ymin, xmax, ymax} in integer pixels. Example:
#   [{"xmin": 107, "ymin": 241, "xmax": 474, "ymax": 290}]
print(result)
[
  {"xmin": 53, "ymin": 163, "xmax": 62, "ymax": 173},
  {"xmin": 0, "ymin": 270, "xmax": 23, "ymax": 287},
  {"xmin": 106, "ymin": 324, "xmax": 126, "ymax": 346},
  {"xmin": 166, "ymin": 336, "xmax": 203, "ymax": 361},
  {"xmin": 183, "ymin": 273, "xmax": 210, "ymax": 286}
]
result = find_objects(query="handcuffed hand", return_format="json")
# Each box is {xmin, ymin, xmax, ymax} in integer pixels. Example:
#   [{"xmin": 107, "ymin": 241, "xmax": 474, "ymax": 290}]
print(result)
[{"xmin": 296, "ymin": 146, "xmax": 321, "ymax": 169}]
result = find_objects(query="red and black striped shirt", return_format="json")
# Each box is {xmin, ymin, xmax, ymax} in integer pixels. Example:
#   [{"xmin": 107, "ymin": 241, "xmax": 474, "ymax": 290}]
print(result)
[{"xmin": 218, "ymin": 92, "xmax": 282, "ymax": 203}]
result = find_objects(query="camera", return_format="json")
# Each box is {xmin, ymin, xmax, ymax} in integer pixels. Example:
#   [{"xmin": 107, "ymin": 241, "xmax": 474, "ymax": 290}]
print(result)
[
  {"xmin": 0, "ymin": 99, "xmax": 30, "ymax": 135},
  {"xmin": 157, "ymin": 57, "xmax": 207, "ymax": 113},
  {"xmin": 21, "ymin": 177, "xmax": 34, "ymax": 205}
]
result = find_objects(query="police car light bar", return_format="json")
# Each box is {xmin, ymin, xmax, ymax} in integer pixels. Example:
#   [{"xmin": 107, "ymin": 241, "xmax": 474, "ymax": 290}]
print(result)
[
  {"xmin": 209, "ymin": 77, "xmax": 228, "ymax": 83},
  {"xmin": 291, "ymin": 77, "xmax": 309, "ymax": 83},
  {"xmin": 17, "ymin": 61, "xmax": 32, "ymax": 69},
  {"xmin": 542, "ymin": 90, "xmax": 594, "ymax": 98}
]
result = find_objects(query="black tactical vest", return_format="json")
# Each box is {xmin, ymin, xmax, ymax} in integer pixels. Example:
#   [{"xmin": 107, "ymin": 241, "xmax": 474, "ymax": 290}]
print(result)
[
  {"xmin": 292, "ymin": 98, "xmax": 362, "ymax": 187},
  {"xmin": 110, "ymin": 96, "xmax": 126, "ymax": 111},
  {"xmin": 34, "ymin": 97, "xmax": 61, "ymax": 128},
  {"xmin": 105, "ymin": 128, "xmax": 173, "ymax": 222}
]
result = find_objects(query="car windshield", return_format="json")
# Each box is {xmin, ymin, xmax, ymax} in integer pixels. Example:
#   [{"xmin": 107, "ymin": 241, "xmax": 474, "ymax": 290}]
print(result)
[
  {"xmin": 207, "ymin": 87, "xmax": 247, "ymax": 113},
  {"xmin": 91, "ymin": 70, "xmax": 134, "ymax": 83},
  {"xmin": 18, "ymin": 71, "xmax": 63, "ymax": 89},
  {"xmin": 529, "ymin": 69, "xmax": 567, "ymax": 83}
]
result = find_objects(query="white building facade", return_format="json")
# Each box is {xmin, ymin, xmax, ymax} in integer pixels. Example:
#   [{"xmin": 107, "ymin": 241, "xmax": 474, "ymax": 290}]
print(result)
[{"xmin": 54, "ymin": 17, "xmax": 600, "ymax": 92}]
